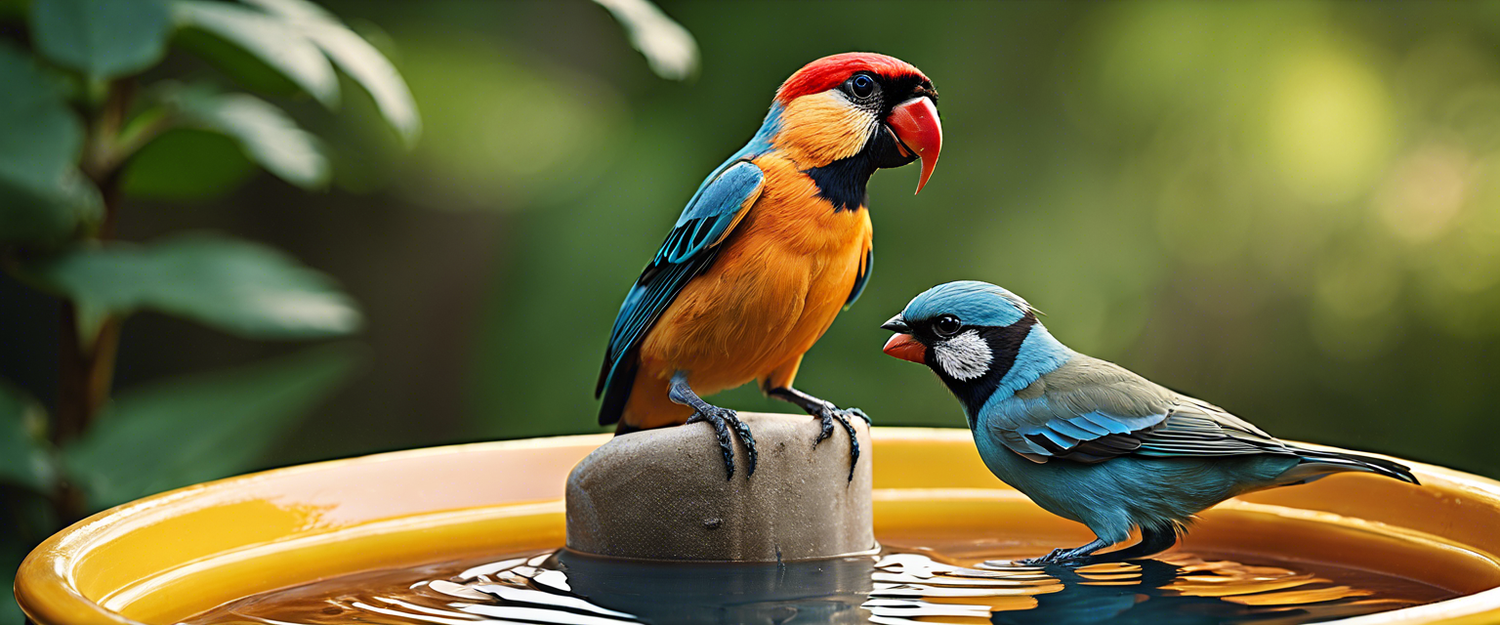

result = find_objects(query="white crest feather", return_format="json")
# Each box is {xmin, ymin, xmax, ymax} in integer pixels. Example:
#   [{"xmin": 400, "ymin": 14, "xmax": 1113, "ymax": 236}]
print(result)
[{"xmin": 934, "ymin": 330, "xmax": 992, "ymax": 381}]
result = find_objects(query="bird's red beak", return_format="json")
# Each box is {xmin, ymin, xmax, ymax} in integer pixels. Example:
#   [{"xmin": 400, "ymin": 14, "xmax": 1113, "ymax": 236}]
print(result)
[
  {"xmin": 883, "ymin": 333, "xmax": 928, "ymax": 363},
  {"xmin": 887, "ymin": 96, "xmax": 942, "ymax": 194}
]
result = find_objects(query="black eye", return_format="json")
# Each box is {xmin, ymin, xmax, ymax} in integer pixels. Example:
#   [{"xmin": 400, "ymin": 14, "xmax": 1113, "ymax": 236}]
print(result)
[
  {"xmin": 847, "ymin": 74, "xmax": 876, "ymax": 99},
  {"xmin": 933, "ymin": 315, "xmax": 962, "ymax": 337}
]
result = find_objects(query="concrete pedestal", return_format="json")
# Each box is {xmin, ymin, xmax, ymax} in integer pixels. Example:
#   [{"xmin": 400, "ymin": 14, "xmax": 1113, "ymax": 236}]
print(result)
[{"xmin": 565, "ymin": 412, "xmax": 875, "ymax": 561}]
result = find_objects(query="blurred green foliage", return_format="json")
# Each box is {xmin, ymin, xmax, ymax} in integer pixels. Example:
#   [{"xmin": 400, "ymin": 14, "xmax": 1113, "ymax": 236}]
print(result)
[
  {"xmin": 31, "ymin": 233, "xmax": 360, "ymax": 339},
  {"xmin": 453, "ymin": 0, "xmax": 1500, "ymax": 482},
  {"xmin": 1, "ymin": 0, "xmax": 696, "ymax": 620},
  {"xmin": 0, "ymin": 0, "xmax": 421, "ymax": 620},
  {"xmin": 60, "ymin": 345, "xmax": 356, "ymax": 511}
]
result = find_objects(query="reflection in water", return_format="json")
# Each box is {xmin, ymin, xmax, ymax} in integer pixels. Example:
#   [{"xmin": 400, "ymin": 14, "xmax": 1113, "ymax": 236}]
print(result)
[{"xmin": 185, "ymin": 548, "xmax": 1449, "ymax": 625}]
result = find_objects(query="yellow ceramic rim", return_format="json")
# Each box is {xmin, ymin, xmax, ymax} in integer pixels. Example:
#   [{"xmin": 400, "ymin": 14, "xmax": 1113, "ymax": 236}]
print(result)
[{"xmin": 15, "ymin": 426, "xmax": 1500, "ymax": 625}]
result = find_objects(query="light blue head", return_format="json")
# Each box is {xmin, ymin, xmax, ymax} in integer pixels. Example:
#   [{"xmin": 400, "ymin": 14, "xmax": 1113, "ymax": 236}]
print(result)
[
  {"xmin": 883, "ymin": 281, "xmax": 1073, "ymax": 422},
  {"xmin": 900, "ymin": 281, "xmax": 1036, "ymax": 328}
]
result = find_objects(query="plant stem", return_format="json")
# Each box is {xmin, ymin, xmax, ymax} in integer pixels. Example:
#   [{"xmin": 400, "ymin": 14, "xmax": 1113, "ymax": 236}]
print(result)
[
  {"xmin": 53, "ymin": 79, "xmax": 134, "ymax": 522},
  {"xmin": 54, "ymin": 310, "xmax": 120, "ymax": 445}
]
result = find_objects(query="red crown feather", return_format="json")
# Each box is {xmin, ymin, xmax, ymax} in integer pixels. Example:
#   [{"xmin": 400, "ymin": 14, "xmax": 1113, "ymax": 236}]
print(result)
[{"xmin": 775, "ymin": 52, "xmax": 928, "ymax": 104}]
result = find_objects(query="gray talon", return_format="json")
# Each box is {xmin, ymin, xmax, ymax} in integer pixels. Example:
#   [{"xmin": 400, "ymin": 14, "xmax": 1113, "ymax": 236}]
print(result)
[
  {"xmin": 685, "ymin": 406, "xmax": 756, "ymax": 479},
  {"xmin": 811, "ymin": 405, "xmax": 863, "ymax": 481},
  {"xmin": 728, "ymin": 411, "xmax": 757, "ymax": 476},
  {"xmin": 765, "ymin": 387, "xmax": 864, "ymax": 481},
  {"xmin": 672, "ymin": 372, "xmax": 756, "ymax": 479},
  {"xmin": 833, "ymin": 409, "xmax": 861, "ymax": 482},
  {"xmin": 815, "ymin": 408, "xmax": 836, "ymax": 447}
]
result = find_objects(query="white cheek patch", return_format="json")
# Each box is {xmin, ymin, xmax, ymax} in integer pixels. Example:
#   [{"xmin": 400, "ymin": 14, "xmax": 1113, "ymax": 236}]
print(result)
[{"xmin": 934, "ymin": 330, "xmax": 992, "ymax": 381}]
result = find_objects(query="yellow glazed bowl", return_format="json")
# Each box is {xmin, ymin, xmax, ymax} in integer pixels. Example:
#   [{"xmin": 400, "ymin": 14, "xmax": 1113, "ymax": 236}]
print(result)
[{"xmin": 15, "ymin": 424, "xmax": 1500, "ymax": 624}]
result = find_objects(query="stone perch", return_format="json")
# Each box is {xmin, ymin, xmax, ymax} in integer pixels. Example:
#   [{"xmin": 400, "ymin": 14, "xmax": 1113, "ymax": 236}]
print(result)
[{"xmin": 566, "ymin": 412, "xmax": 875, "ymax": 561}]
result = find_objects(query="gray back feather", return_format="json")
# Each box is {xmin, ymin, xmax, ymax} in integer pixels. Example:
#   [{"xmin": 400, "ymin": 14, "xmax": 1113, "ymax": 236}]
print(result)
[{"xmin": 984, "ymin": 355, "xmax": 1292, "ymax": 464}]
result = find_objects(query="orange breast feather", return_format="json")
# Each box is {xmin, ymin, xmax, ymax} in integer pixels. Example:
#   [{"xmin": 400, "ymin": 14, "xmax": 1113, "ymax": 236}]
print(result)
[{"xmin": 620, "ymin": 155, "xmax": 873, "ymax": 429}]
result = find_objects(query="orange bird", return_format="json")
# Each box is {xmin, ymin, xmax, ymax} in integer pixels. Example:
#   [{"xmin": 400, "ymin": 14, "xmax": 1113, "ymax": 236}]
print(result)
[{"xmin": 595, "ymin": 53, "xmax": 942, "ymax": 479}]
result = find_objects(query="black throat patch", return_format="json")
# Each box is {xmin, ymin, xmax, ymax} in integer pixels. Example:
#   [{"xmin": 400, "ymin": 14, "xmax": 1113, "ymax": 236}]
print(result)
[
  {"xmin": 804, "ymin": 154, "xmax": 875, "ymax": 212},
  {"xmin": 802, "ymin": 116, "xmax": 915, "ymax": 212}
]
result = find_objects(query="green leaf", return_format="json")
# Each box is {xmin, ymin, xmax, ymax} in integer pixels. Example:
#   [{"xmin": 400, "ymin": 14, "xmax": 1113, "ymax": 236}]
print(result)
[
  {"xmin": 121, "ymin": 128, "xmax": 256, "ymax": 200},
  {"xmin": 0, "ymin": 170, "xmax": 104, "ymax": 245},
  {"xmin": 242, "ymin": 0, "xmax": 420, "ymax": 146},
  {"xmin": 0, "ymin": 381, "xmax": 57, "ymax": 495},
  {"xmin": 0, "ymin": 45, "xmax": 78, "ymax": 182},
  {"xmin": 27, "ymin": 233, "xmax": 361, "ymax": 339},
  {"xmin": 300, "ymin": 22, "xmax": 420, "ymax": 146},
  {"xmin": 237, "ymin": 0, "xmax": 332, "ymax": 23},
  {"xmin": 591, "ymin": 0, "xmax": 698, "ymax": 81},
  {"xmin": 62, "ymin": 345, "xmax": 358, "ymax": 510},
  {"xmin": 30, "ymin": 0, "xmax": 172, "ymax": 79},
  {"xmin": 0, "ymin": 43, "xmax": 102, "ymax": 244},
  {"xmin": 162, "ymin": 84, "xmax": 329, "ymax": 188},
  {"xmin": 172, "ymin": 0, "xmax": 339, "ymax": 108}
]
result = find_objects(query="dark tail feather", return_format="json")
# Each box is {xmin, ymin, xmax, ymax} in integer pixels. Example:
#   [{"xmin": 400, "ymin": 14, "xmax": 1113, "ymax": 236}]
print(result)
[
  {"xmin": 596, "ymin": 351, "xmax": 639, "ymax": 428},
  {"xmin": 1285, "ymin": 445, "xmax": 1420, "ymax": 486}
]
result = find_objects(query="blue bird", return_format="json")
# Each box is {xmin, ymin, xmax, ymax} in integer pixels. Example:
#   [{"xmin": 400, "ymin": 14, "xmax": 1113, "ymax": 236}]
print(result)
[{"xmin": 881, "ymin": 281, "xmax": 1420, "ymax": 566}]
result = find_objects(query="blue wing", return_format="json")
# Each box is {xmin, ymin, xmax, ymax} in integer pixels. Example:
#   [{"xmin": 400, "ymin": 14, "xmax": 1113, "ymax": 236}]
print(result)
[
  {"xmin": 986, "ymin": 360, "xmax": 1291, "ymax": 464},
  {"xmin": 595, "ymin": 160, "xmax": 765, "ymax": 426}
]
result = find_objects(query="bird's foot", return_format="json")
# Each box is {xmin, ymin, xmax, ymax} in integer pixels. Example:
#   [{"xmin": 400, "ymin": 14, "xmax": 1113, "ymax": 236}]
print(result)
[
  {"xmin": 1012, "ymin": 538, "xmax": 1114, "ymax": 566},
  {"xmin": 765, "ymin": 386, "xmax": 867, "ymax": 481},
  {"xmin": 811, "ymin": 404, "xmax": 866, "ymax": 482},
  {"xmin": 1015, "ymin": 548, "xmax": 1075, "ymax": 566},
  {"xmin": 685, "ymin": 405, "xmax": 757, "ymax": 480}
]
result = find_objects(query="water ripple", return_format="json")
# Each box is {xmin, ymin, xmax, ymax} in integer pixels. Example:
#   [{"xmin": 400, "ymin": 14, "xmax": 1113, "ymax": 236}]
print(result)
[{"xmin": 185, "ymin": 547, "xmax": 1449, "ymax": 625}]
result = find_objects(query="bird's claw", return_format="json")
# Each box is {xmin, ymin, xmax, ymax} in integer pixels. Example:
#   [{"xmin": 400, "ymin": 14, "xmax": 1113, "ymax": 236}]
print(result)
[
  {"xmin": 810, "ymin": 404, "xmax": 865, "ymax": 482},
  {"xmin": 815, "ymin": 408, "xmax": 836, "ymax": 446},
  {"xmin": 686, "ymin": 405, "xmax": 757, "ymax": 479},
  {"xmin": 1017, "ymin": 547, "xmax": 1087, "ymax": 566}
]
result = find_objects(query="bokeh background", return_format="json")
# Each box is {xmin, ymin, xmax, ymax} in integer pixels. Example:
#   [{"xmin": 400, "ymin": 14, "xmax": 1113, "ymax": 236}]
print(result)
[{"xmin": 5, "ymin": 0, "xmax": 1498, "ymax": 500}]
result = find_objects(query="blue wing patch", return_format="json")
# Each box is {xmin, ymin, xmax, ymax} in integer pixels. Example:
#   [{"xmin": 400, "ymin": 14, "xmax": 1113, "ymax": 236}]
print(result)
[
  {"xmin": 595, "ymin": 160, "xmax": 765, "ymax": 426},
  {"xmin": 1006, "ymin": 410, "xmax": 1166, "ymax": 463},
  {"xmin": 1001, "ymin": 405, "xmax": 1288, "ymax": 464}
]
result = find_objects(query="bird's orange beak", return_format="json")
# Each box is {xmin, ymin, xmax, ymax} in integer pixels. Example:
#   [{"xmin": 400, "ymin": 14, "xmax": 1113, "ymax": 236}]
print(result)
[
  {"xmin": 883, "ymin": 333, "xmax": 927, "ymax": 363},
  {"xmin": 887, "ymin": 96, "xmax": 942, "ymax": 194}
]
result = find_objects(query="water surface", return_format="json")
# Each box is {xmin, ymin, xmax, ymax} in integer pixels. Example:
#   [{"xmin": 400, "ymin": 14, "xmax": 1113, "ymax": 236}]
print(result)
[{"xmin": 183, "ymin": 542, "xmax": 1454, "ymax": 625}]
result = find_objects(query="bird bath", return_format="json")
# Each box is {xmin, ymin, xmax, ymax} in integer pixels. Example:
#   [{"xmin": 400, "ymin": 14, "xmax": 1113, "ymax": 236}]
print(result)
[{"xmin": 15, "ymin": 422, "xmax": 1500, "ymax": 624}]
